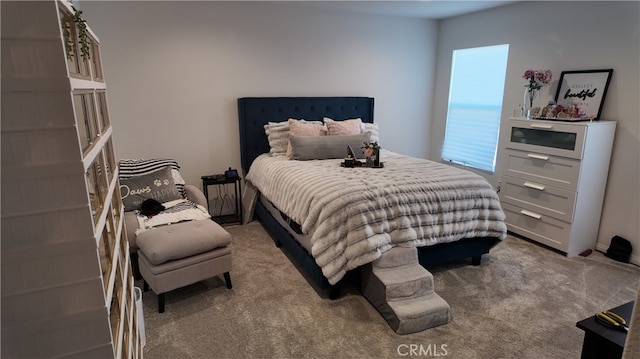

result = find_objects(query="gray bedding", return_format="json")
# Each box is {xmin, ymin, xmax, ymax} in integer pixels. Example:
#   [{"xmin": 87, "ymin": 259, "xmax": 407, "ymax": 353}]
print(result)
[{"xmin": 246, "ymin": 150, "xmax": 507, "ymax": 284}]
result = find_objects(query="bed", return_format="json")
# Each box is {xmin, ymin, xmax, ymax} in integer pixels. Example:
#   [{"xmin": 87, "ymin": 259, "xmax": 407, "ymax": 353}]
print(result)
[{"xmin": 238, "ymin": 96, "xmax": 506, "ymax": 297}]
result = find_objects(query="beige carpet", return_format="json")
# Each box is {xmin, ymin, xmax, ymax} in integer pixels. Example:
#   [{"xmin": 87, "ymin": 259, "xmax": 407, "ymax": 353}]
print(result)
[{"xmin": 138, "ymin": 221, "xmax": 639, "ymax": 359}]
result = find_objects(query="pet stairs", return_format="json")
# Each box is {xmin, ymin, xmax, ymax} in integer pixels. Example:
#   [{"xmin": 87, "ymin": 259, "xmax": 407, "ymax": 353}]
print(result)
[{"xmin": 361, "ymin": 246, "xmax": 451, "ymax": 334}]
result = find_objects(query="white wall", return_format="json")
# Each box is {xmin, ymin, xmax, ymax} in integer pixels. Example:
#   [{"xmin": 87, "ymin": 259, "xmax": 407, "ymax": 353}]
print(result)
[
  {"xmin": 82, "ymin": 1, "xmax": 639, "ymax": 263},
  {"xmin": 431, "ymin": 1, "xmax": 640, "ymax": 262},
  {"xmin": 80, "ymin": 1, "xmax": 437, "ymax": 186}
]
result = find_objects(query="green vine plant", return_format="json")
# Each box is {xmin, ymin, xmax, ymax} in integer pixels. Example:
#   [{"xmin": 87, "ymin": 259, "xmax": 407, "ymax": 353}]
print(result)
[
  {"xmin": 61, "ymin": 5, "xmax": 91, "ymax": 61},
  {"xmin": 61, "ymin": 12, "xmax": 74, "ymax": 59}
]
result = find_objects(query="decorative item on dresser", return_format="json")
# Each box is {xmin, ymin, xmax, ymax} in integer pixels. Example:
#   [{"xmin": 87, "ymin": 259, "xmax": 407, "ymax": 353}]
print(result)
[
  {"xmin": 522, "ymin": 68, "xmax": 552, "ymax": 118},
  {"xmin": 1, "ymin": 0, "xmax": 143, "ymax": 357},
  {"xmin": 498, "ymin": 117, "xmax": 616, "ymax": 256},
  {"xmin": 553, "ymin": 69, "xmax": 614, "ymax": 121},
  {"xmin": 533, "ymin": 69, "xmax": 614, "ymax": 122}
]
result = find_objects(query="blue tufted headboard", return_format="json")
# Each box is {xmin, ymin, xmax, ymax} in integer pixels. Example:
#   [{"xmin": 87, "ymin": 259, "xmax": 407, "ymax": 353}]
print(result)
[{"xmin": 237, "ymin": 97, "xmax": 374, "ymax": 175}]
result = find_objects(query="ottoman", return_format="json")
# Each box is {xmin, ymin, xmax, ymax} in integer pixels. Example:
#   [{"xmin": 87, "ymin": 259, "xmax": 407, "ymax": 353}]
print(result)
[{"xmin": 136, "ymin": 219, "xmax": 232, "ymax": 313}]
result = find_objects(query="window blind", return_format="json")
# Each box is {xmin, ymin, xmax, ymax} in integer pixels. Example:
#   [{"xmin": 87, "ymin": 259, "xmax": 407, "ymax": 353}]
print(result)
[{"xmin": 441, "ymin": 44, "xmax": 509, "ymax": 173}]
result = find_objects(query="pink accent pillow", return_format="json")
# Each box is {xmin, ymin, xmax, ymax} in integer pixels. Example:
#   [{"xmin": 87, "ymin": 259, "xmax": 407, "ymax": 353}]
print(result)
[
  {"xmin": 325, "ymin": 118, "xmax": 363, "ymax": 136},
  {"xmin": 285, "ymin": 119, "xmax": 327, "ymax": 157}
]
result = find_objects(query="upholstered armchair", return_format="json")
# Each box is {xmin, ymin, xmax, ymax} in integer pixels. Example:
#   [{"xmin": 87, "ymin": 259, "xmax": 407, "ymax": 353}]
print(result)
[{"xmin": 119, "ymin": 159, "xmax": 233, "ymax": 312}]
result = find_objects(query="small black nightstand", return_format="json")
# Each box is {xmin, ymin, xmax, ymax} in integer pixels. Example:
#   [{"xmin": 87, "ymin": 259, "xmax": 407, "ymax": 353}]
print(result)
[
  {"xmin": 576, "ymin": 300, "xmax": 634, "ymax": 359},
  {"xmin": 201, "ymin": 175, "xmax": 242, "ymax": 225}
]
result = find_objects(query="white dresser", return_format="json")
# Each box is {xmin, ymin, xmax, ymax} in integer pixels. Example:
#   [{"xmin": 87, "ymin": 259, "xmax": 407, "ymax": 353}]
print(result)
[{"xmin": 499, "ymin": 117, "xmax": 616, "ymax": 256}]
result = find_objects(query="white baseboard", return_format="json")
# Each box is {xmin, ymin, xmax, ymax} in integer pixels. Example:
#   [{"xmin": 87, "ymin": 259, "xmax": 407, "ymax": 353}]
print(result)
[{"xmin": 596, "ymin": 243, "xmax": 640, "ymax": 266}]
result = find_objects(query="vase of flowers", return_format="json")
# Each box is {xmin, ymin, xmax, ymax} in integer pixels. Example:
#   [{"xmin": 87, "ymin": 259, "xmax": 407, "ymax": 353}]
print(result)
[
  {"xmin": 523, "ymin": 69, "xmax": 552, "ymax": 118},
  {"xmin": 362, "ymin": 141, "xmax": 381, "ymax": 167}
]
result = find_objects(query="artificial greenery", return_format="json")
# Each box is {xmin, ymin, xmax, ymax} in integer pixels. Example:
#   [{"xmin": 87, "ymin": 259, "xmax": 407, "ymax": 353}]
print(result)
[
  {"xmin": 61, "ymin": 5, "xmax": 90, "ymax": 61},
  {"xmin": 61, "ymin": 14, "xmax": 73, "ymax": 59}
]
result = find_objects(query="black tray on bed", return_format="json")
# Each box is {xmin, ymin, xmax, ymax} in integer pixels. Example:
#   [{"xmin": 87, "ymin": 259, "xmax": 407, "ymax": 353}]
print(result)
[{"xmin": 340, "ymin": 161, "xmax": 384, "ymax": 168}]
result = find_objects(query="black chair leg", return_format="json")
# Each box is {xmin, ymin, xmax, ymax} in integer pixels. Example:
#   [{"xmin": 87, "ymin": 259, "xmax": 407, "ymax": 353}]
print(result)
[
  {"xmin": 143, "ymin": 280, "xmax": 149, "ymax": 292},
  {"xmin": 223, "ymin": 272, "xmax": 232, "ymax": 289},
  {"xmin": 158, "ymin": 293, "xmax": 165, "ymax": 313},
  {"xmin": 131, "ymin": 252, "xmax": 142, "ymax": 280}
]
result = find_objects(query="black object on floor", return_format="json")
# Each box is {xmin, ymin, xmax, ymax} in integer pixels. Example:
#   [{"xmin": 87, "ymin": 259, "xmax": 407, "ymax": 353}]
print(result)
[{"xmin": 605, "ymin": 236, "xmax": 632, "ymax": 263}]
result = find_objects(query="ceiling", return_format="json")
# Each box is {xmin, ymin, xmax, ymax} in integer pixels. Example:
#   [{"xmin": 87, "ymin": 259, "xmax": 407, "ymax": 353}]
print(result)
[{"xmin": 275, "ymin": 1, "xmax": 518, "ymax": 20}]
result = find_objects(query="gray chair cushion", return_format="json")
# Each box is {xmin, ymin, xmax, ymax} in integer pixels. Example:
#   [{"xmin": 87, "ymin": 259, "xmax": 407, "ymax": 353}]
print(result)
[{"xmin": 136, "ymin": 219, "xmax": 231, "ymax": 266}]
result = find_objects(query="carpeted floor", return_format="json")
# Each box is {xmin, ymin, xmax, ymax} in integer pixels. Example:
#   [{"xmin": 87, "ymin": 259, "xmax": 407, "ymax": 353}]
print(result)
[{"xmin": 138, "ymin": 221, "xmax": 639, "ymax": 359}]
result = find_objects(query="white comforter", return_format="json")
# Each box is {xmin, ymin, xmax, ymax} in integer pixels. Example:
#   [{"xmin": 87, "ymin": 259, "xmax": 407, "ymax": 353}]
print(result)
[{"xmin": 246, "ymin": 150, "xmax": 507, "ymax": 284}]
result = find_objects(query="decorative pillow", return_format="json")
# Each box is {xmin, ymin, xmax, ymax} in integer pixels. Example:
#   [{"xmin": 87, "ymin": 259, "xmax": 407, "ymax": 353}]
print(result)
[
  {"xmin": 323, "ymin": 117, "xmax": 363, "ymax": 136},
  {"xmin": 119, "ymin": 158, "xmax": 186, "ymax": 198},
  {"xmin": 285, "ymin": 119, "xmax": 327, "ymax": 157},
  {"xmin": 290, "ymin": 132, "xmax": 371, "ymax": 160},
  {"xmin": 119, "ymin": 166, "xmax": 183, "ymax": 212},
  {"xmin": 361, "ymin": 122, "xmax": 380, "ymax": 143},
  {"xmin": 264, "ymin": 120, "xmax": 291, "ymax": 157},
  {"xmin": 264, "ymin": 119, "xmax": 324, "ymax": 157}
]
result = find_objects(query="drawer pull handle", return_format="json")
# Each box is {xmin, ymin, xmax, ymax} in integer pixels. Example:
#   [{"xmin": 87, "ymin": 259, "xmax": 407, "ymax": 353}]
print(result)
[
  {"xmin": 523, "ymin": 182, "xmax": 545, "ymax": 191},
  {"xmin": 520, "ymin": 209, "xmax": 542, "ymax": 220},
  {"xmin": 527, "ymin": 153, "xmax": 549, "ymax": 161},
  {"xmin": 530, "ymin": 123, "xmax": 553, "ymax": 129}
]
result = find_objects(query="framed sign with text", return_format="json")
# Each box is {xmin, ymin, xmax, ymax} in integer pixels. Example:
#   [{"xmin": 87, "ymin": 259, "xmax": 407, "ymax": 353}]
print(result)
[{"xmin": 554, "ymin": 69, "xmax": 613, "ymax": 120}]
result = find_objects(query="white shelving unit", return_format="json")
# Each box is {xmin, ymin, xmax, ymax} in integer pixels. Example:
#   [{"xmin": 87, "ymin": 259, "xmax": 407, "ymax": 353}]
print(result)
[
  {"xmin": 498, "ymin": 117, "xmax": 616, "ymax": 256},
  {"xmin": 1, "ymin": 1, "xmax": 142, "ymax": 357}
]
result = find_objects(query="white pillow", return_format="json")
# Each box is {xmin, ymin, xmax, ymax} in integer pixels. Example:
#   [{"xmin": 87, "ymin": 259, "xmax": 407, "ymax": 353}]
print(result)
[
  {"xmin": 361, "ymin": 122, "xmax": 380, "ymax": 143},
  {"xmin": 264, "ymin": 120, "xmax": 290, "ymax": 157}
]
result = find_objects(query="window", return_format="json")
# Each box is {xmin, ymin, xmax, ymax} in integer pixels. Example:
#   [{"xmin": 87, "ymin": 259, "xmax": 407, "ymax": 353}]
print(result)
[{"xmin": 442, "ymin": 44, "xmax": 509, "ymax": 173}]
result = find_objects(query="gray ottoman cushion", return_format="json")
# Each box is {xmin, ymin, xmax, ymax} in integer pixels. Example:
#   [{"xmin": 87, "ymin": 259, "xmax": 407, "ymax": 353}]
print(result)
[{"xmin": 136, "ymin": 219, "xmax": 231, "ymax": 266}]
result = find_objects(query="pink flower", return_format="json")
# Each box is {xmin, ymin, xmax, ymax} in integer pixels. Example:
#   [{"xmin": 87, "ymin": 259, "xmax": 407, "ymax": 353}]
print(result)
[
  {"xmin": 361, "ymin": 141, "xmax": 380, "ymax": 157},
  {"xmin": 523, "ymin": 69, "xmax": 552, "ymax": 90},
  {"xmin": 364, "ymin": 148, "xmax": 374, "ymax": 157},
  {"xmin": 523, "ymin": 69, "xmax": 552, "ymax": 108},
  {"xmin": 522, "ymin": 69, "xmax": 534, "ymax": 80},
  {"xmin": 534, "ymin": 69, "xmax": 552, "ymax": 85}
]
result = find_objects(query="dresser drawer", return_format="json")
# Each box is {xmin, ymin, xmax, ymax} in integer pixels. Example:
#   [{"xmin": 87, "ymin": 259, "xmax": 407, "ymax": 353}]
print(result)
[
  {"xmin": 506, "ymin": 119, "xmax": 586, "ymax": 159},
  {"xmin": 503, "ymin": 148, "xmax": 581, "ymax": 191},
  {"xmin": 500, "ymin": 175, "xmax": 576, "ymax": 223},
  {"xmin": 502, "ymin": 202, "xmax": 570, "ymax": 253}
]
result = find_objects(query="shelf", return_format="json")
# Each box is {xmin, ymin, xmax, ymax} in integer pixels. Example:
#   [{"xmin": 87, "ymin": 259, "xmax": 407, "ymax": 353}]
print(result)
[{"xmin": 0, "ymin": 1, "xmax": 142, "ymax": 357}]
